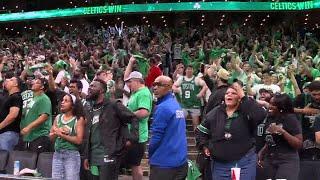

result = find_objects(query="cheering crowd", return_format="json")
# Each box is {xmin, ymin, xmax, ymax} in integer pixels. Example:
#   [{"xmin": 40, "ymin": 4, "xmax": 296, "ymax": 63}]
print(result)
[{"xmin": 0, "ymin": 20, "xmax": 320, "ymax": 180}]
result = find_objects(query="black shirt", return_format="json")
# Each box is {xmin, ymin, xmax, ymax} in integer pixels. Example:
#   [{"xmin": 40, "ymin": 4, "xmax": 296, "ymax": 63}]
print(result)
[
  {"xmin": 313, "ymin": 116, "xmax": 320, "ymax": 134},
  {"xmin": 46, "ymin": 88, "xmax": 66, "ymax": 116},
  {"xmin": 0, "ymin": 91, "xmax": 8, "ymax": 111},
  {"xmin": 0, "ymin": 92, "xmax": 23, "ymax": 134},
  {"xmin": 263, "ymin": 113, "xmax": 302, "ymax": 154},
  {"xmin": 197, "ymin": 97, "xmax": 266, "ymax": 162},
  {"xmin": 294, "ymin": 93, "xmax": 320, "ymax": 141},
  {"xmin": 205, "ymin": 84, "xmax": 228, "ymax": 114},
  {"xmin": 203, "ymin": 75, "xmax": 215, "ymax": 92}
]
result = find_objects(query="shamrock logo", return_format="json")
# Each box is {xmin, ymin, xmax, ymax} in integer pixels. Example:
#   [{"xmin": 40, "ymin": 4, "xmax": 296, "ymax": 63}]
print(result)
[{"xmin": 194, "ymin": 2, "xmax": 201, "ymax": 9}]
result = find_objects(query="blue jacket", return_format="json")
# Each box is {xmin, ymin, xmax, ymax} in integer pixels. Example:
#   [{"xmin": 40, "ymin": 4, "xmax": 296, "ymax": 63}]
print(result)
[{"xmin": 149, "ymin": 93, "xmax": 188, "ymax": 168}]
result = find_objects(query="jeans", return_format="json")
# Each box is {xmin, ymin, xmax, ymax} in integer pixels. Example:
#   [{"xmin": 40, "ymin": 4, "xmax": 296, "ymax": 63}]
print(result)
[
  {"xmin": 263, "ymin": 152, "xmax": 300, "ymax": 180},
  {"xmin": 150, "ymin": 163, "xmax": 188, "ymax": 180},
  {"xmin": 52, "ymin": 150, "xmax": 81, "ymax": 180},
  {"xmin": 212, "ymin": 148, "xmax": 257, "ymax": 180},
  {"xmin": 0, "ymin": 131, "xmax": 19, "ymax": 151}
]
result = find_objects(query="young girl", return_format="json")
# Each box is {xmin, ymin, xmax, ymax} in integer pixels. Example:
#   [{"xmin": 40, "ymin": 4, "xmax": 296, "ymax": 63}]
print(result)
[{"xmin": 50, "ymin": 94, "xmax": 85, "ymax": 180}]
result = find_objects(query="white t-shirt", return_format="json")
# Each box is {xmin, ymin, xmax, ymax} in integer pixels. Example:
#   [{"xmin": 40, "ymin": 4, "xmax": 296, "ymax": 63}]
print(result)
[
  {"xmin": 55, "ymin": 70, "xmax": 66, "ymax": 84},
  {"xmin": 80, "ymin": 78, "xmax": 89, "ymax": 95}
]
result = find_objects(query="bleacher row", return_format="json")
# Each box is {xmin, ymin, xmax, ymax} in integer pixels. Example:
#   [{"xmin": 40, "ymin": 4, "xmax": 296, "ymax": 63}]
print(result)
[
  {"xmin": 2, "ymin": 150, "xmax": 320, "ymax": 179},
  {"xmin": 0, "ymin": 150, "xmax": 53, "ymax": 178}
]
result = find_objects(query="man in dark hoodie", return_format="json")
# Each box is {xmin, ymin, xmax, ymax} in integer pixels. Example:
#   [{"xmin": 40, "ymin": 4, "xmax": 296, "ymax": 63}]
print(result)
[{"xmin": 83, "ymin": 79, "xmax": 139, "ymax": 180}]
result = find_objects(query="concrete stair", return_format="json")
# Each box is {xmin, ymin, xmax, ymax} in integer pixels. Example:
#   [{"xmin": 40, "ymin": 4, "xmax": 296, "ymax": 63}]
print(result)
[{"xmin": 122, "ymin": 119, "xmax": 197, "ymax": 177}]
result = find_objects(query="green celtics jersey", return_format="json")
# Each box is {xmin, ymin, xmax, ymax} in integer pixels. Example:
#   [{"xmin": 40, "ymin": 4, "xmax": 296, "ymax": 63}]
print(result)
[
  {"xmin": 180, "ymin": 76, "xmax": 201, "ymax": 109},
  {"xmin": 20, "ymin": 93, "xmax": 52, "ymax": 142},
  {"xmin": 21, "ymin": 90, "xmax": 34, "ymax": 118},
  {"xmin": 54, "ymin": 114, "xmax": 78, "ymax": 151}
]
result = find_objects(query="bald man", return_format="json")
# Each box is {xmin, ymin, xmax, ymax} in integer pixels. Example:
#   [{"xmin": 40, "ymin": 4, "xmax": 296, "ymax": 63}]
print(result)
[{"xmin": 149, "ymin": 76, "xmax": 188, "ymax": 180}]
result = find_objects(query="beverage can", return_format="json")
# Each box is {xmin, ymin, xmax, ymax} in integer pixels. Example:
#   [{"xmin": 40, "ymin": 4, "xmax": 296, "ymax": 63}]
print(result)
[{"xmin": 13, "ymin": 161, "xmax": 20, "ymax": 175}]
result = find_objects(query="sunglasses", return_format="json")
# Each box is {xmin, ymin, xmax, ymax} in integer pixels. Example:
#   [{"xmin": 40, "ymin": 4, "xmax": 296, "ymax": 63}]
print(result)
[{"xmin": 152, "ymin": 82, "xmax": 170, "ymax": 87}]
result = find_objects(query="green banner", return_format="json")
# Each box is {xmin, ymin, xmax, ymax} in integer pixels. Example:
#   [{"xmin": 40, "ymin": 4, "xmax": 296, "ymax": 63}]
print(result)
[{"xmin": 0, "ymin": 1, "xmax": 319, "ymax": 22}]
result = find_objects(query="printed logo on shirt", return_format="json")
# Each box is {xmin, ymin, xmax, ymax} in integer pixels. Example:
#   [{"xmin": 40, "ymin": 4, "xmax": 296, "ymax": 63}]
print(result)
[
  {"xmin": 176, "ymin": 110, "xmax": 185, "ymax": 119},
  {"xmin": 257, "ymin": 124, "xmax": 265, "ymax": 137},
  {"xmin": 92, "ymin": 115, "xmax": 100, "ymax": 125}
]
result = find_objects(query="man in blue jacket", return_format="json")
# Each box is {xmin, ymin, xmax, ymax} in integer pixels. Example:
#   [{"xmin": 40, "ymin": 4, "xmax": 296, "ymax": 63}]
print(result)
[{"xmin": 149, "ymin": 75, "xmax": 188, "ymax": 180}]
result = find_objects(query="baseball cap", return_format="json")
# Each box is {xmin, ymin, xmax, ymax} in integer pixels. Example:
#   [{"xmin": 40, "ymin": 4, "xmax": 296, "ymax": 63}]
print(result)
[
  {"xmin": 217, "ymin": 68, "xmax": 230, "ymax": 81},
  {"xmin": 124, "ymin": 71, "xmax": 143, "ymax": 82}
]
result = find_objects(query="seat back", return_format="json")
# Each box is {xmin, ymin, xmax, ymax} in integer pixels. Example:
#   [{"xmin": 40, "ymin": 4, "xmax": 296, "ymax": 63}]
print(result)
[
  {"xmin": 5, "ymin": 151, "xmax": 38, "ymax": 174},
  {"xmin": 36, "ymin": 152, "xmax": 53, "ymax": 178},
  {"xmin": 0, "ymin": 150, "xmax": 9, "ymax": 173}
]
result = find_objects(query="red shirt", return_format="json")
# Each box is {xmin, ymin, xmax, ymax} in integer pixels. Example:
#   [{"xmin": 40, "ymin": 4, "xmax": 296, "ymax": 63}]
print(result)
[{"xmin": 145, "ymin": 65, "xmax": 162, "ymax": 88}]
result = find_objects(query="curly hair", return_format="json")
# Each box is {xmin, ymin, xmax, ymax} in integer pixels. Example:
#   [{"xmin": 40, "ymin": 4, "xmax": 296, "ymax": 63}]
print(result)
[{"xmin": 63, "ymin": 94, "xmax": 85, "ymax": 119}]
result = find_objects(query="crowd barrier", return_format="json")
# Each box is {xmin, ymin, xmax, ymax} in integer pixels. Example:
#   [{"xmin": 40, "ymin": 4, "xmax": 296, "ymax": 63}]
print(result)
[{"xmin": 1, "ymin": 150, "xmax": 320, "ymax": 180}]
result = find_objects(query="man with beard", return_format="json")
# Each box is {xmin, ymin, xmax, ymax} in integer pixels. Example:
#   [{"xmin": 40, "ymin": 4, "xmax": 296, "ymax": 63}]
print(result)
[
  {"xmin": 73, "ymin": 68, "xmax": 89, "ymax": 97},
  {"xmin": 296, "ymin": 80, "xmax": 320, "ymax": 160},
  {"xmin": 205, "ymin": 68, "xmax": 230, "ymax": 114},
  {"xmin": 20, "ymin": 77, "xmax": 52, "ymax": 153},
  {"xmin": 83, "ymin": 79, "xmax": 139, "ymax": 180},
  {"xmin": 256, "ymin": 88, "xmax": 273, "ymax": 110}
]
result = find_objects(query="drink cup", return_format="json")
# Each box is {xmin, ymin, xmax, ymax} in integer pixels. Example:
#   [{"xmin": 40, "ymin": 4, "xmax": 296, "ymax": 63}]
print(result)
[
  {"xmin": 231, "ymin": 167, "xmax": 241, "ymax": 180},
  {"xmin": 13, "ymin": 161, "xmax": 20, "ymax": 175}
]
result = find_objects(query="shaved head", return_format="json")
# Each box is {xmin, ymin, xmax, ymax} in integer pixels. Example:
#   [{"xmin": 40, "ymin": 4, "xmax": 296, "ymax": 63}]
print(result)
[
  {"xmin": 153, "ymin": 76, "xmax": 173, "ymax": 99},
  {"xmin": 155, "ymin": 76, "xmax": 173, "ymax": 86}
]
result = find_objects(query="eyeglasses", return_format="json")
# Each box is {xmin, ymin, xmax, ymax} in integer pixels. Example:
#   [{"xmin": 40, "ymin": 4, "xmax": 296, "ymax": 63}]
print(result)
[{"xmin": 152, "ymin": 82, "xmax": 170, "ymax": 87}]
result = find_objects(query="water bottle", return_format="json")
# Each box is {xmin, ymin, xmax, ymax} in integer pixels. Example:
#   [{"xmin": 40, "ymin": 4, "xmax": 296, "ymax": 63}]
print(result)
[{"xmin": 13, "ymin": 161, "xmax": 20, "ymax": 175}]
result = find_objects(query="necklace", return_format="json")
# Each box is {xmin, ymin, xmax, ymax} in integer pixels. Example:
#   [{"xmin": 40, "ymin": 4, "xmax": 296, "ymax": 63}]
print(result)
[{"xmin": 92, "ymin": 105, "xmax": 103, "ymax": 112}]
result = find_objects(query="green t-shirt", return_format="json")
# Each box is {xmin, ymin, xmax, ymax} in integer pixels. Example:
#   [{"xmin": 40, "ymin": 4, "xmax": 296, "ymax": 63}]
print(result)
[
  {"xmin": 284, "ymin": 79, "xmax": 296, "ymax": 99},
  {"xmin": 54, "ymin": 114, "xmax": 78, "ymax": 151},
  {"xmin": 21, "ymin": 90, "xmax": 34, "ymax": 118},
  {"xmin": 311, "ymin": 68, "xmax": 320, "ymax": 80},
  {"xmin": 20, "ymin": 93, "xmax": 52, "ymax": 142},
  {"xmin": 127, "ymin": 87, "xmax": 152, "ymax": 143}
]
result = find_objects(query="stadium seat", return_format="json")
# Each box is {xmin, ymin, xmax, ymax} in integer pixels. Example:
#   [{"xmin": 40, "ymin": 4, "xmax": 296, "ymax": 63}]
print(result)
[
  {"xmin": 0, "ymin": 150, "xmax": 9, "ymax": 173},
  {"xmin": 36, "ymin": 152, "xmax": 53, "ymax": 178},
  {"xmin": 5, "ymin": 151, "xmax": 38, "ymax": 174}
]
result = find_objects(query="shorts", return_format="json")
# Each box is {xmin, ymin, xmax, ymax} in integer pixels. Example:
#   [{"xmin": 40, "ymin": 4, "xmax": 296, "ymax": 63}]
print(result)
[
  {"xmin": 183, "ymin": 108, "xmax": 201, "ymax": 118},
  {"xmin": 124, "ymin": 142, "xmax": 146, "ymax": 166}
]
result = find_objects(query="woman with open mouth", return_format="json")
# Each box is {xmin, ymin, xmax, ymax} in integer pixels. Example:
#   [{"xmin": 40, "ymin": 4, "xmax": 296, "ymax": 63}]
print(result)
[{"xmin": 196, "ymin": 82, "xmax": 267, "ymax": 180}]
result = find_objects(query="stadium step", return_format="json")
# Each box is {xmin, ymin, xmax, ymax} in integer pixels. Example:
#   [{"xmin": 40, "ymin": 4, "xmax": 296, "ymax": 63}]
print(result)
[{"xmin": 125, "ymin": 118, "xmax": 198, "ymax": 177}]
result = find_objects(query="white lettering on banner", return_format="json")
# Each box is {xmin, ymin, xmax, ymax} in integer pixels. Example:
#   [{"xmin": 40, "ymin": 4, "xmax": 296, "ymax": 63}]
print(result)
[{"xmin": 176, "ymin": 110, "xmax": 185, "ymax": 119}]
